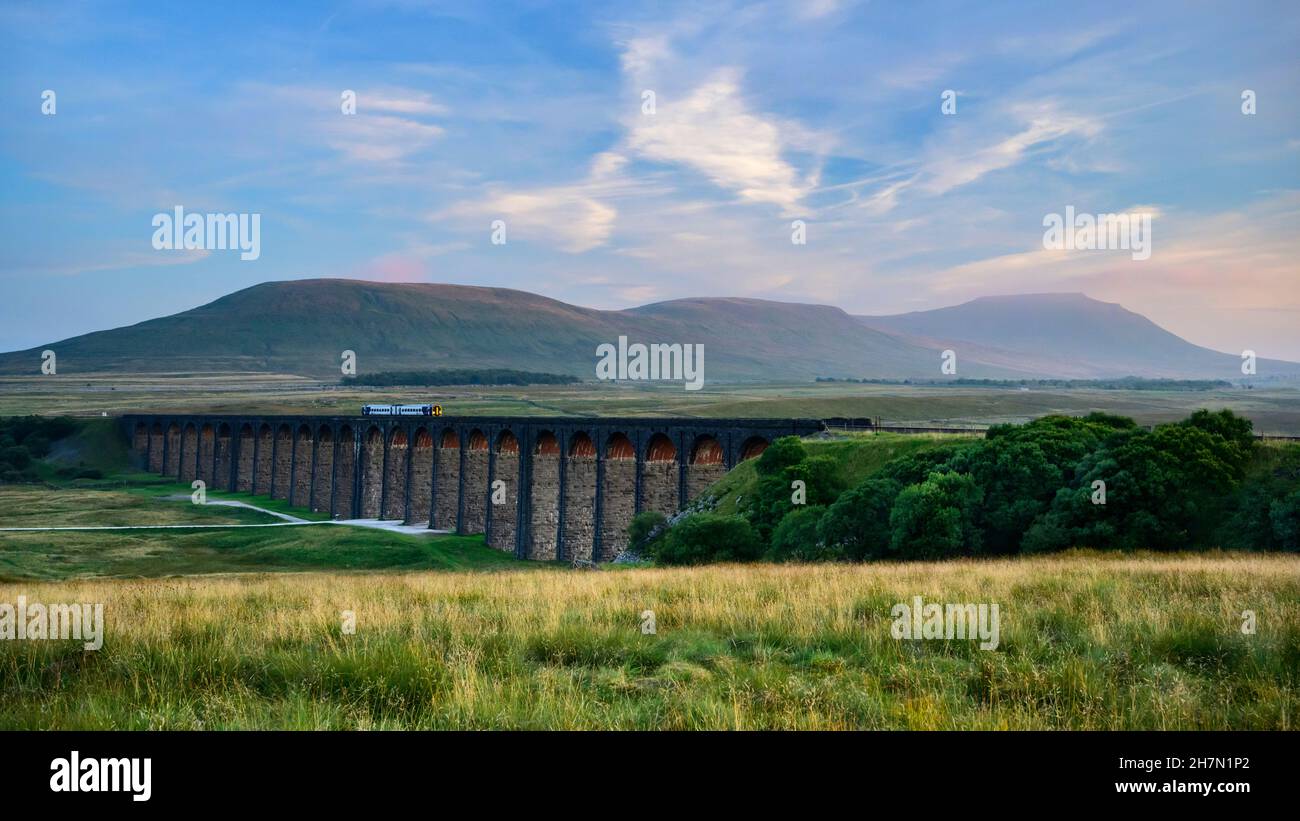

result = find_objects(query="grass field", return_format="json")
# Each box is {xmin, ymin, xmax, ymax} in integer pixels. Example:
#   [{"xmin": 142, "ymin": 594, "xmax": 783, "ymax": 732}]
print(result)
[
  {"xmin": 2, "ymin": 411, "xmax": 1297, "ymax": 731},
  {"xmin": 0, "ymin": 553, "xmax": 1295, "ymax": 729},
  {"xmin": 0, "ymin": 473, "xmax": 522, "ymax": 580},
  {"xmin": 4, "ymin": 374, "xmax": 1299, "ymax": 433}
]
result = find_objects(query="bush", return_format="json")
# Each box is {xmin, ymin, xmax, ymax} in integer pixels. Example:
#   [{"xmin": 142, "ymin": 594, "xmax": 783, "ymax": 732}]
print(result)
[
  {"xmin": 22, "ymin": 434, "xmax": 51, "ymax": 459},
  {"xmin": 627, "ymin": 511, "xmax": 668, "ymax": 552},
  {"xmin": 889, "ymin": 471, "xmax": 983, "ymax": 559},
  {"xmin": 1024, "ymin": 421, "xmax": 1251, "ymax": 552},
  {"xmin": 768, "ymin": 505, "xmax": 830, "ymax": 561},
  {"xmin": 818, "ymin": 477, "xmax": 900, "ymax": 560},
  {"xmin": 754, "ymin": 436, "xmax": 806, "ymax": 476},
  {"xmin": 1, "ymin": 445, "xmax": 32, "ymax": 470},
  {"xmin": 650, "ymin": 513, "xmax": 761, "ymax": 565},
  {"xmin": 744, "ymin": 453, "xmax": 845, "ymax": 545},
  {"xmin": 1270, "ymin": 491, "xmax": 1300, "ymax": 551}
]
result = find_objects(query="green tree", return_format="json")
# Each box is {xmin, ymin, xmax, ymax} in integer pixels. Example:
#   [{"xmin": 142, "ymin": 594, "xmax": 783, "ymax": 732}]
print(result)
[
  {"xmin": 768, "ymin": 505, "xmax": 831, "ymax": 561},
  {"xmin": 651, "ymin": 513, "xmax": 762, "ymax": 565},
  {"xmin": 1269, "ymin": 491, "xmax": 1300, "ymax": 552},
  {"xmin": 754, "ymin": 436, "xmax": 806, "ymax": 476},
  {"xmin": 817, "ymin": 476, "xmax": 900, "ymax": 560},
  {"xmin": 889, "ymin": 471, "xmax": 983, "ymax": 559}
]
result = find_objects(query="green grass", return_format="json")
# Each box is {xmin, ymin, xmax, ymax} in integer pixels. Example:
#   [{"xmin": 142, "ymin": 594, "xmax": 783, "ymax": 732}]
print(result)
[
  {"xmin": 0, "ymin": 553, "xmax": 1294, "ymax": 729},
  {"xmin": 4, "ymin": 376, "xmax": 1300, "ymax": 434},
  {"xmin": 0, "ymin": 471, "xmax": 523, "ymax": 580},
  {"xmin": 709, "ymin": 432, "xmax": 974, "ymax": 515},
  {"xmin": 0, "ymin": 523, "xmax": 521, "ymax": 581},
  {"xmin": 0, "ymin": 485, "xmax": 283, "ymax": 528}
]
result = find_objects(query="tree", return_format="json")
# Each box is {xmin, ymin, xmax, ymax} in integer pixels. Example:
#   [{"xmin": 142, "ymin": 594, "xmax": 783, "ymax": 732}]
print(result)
[
  {"xmin": 818, "ymin": 477, "xmax": 900, "ymax": 560},
  {"xmin": 1270, "ymin": 491, "xmax": 1300, "ymax": 552},
  {"xmin": 650, "ymin": 514, "xmax": 761, "ymax": 565},
  {"xmin": 889, "ymin": 471, "xmax": 983, "ymax": 559},
  {"xmin": 755, "ymin": 436, "xmax": 806, "ymax": 476},
  {"xmin": 769, "ymin": 505, "xmax": 830, "ymax": 561},
  {"xmin": 743, "ymin": 454, "xmax": 844, "ymax": 546},
  {"xmin": 1023, "ymin": 422, "xmax": 1247, "ymax": 552}
]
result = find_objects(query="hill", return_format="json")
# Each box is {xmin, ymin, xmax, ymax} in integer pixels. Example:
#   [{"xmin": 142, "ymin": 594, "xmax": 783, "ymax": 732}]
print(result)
[
  {"xmin": 857, "ymin": 293, "xmax": 1300, "ymax": 379},
  {"xmin": 0, "ymin": 280, "xmax": 1025, "ymax": 381},
  {"xmin": 2, "ymin": 281, "xmax": 1295, "ymax": 382}
]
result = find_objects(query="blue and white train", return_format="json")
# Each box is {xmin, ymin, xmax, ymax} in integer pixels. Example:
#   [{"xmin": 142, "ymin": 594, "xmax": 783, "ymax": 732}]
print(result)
[{"xmin": 361, "ymin": 404, "xmax": 443, "ymax": 417}]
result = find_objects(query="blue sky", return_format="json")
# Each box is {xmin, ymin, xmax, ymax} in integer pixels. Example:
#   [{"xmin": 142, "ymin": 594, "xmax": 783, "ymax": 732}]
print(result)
[{"xmin": 2, "ymin": 0, "xmax": 1298, "ymax": 358}]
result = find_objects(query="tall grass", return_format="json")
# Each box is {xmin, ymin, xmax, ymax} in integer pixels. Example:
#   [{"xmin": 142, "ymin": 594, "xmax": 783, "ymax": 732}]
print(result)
[{"xmin": 1, "ymin": 552, "xmax": 1295, "ymax": 729}]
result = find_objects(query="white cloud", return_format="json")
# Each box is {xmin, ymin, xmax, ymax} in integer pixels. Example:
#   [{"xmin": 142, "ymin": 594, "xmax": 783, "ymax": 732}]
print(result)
[{"xmin": 434, "ymin": 153, "xmax": 631, "ymax": 253}]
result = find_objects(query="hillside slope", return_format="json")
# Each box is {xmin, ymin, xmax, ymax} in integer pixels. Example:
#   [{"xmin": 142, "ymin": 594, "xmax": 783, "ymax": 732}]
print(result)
[
  {"xmin": 0, "ymin": 280, "xmax": 1024, "ymax": 381},
  {"xmin": 857, "ymin": 293, "xmax": 1300, "ymax": 379},
  {"xmin": 2, "ymin": 281, "xmax": 1294, "ymax": 381}
]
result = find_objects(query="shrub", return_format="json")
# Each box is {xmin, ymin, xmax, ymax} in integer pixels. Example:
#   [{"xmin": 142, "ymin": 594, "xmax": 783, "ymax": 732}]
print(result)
[
  {"xmin": 818, "ymin": 477, "xmax": 900, "ymax": 560},
  {"xmin": 768, "ymin": 505, "xmax": 830, "ymax": 561},
  {"xmin": 889, "ymin": 471, "xmax": 983, "ymax": 559},
  {"xmin": 1270, "ymin": 491, "xmax": 1300, "ymax": 552},
  {"xmin": 627, "ymin": 511, "xmax": 668, "ymax": 552},
  {"xmin": 651, "ymin": 513, "xmax": 761, "ymax": 565},
  {"xmin": 754, "ymin": 436, "xmax": 806, "ymax": 476},
  {"xmin": 744, "ymin": 453, "xmax": 845, "ymax": 545},
  {"xmin": 1, "ymin": 445, "xmax": 32, "ymax": 470}
]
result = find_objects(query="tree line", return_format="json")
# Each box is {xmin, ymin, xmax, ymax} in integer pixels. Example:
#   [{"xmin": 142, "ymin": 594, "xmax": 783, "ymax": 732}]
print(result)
[{"xmin": 630, "ymin": 410, "xmax": 1300, "ymax": 564}]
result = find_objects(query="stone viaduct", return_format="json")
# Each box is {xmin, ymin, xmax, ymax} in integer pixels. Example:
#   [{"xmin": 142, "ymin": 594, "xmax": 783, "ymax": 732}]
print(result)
[{"xmin": 120, "ymin": 414, "xmax": 828, "ymax": 562}]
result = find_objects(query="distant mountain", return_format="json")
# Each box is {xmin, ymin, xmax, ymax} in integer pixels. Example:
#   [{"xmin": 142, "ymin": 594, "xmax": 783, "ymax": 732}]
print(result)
[
  {"xmin": 857, "ymin": 293, "xmax": 1300, "ymax": 379},
  {"xmin": 1, "ymin": 281, "xmax": 1293, "ymax": 382},
  {"xmin": 0, "ymin": 279, "xmax": 1019, "ymax": 381}
]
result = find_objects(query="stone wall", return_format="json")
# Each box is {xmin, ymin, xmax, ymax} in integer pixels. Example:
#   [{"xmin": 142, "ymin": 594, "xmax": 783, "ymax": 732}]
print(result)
[
  {"xmin": 236, "ymin": 426, "xmax": 254, "ymax": 492},
  {"xmin": 180, "ymin": 425, "xmax": 198, "ymax": 482},
  {"xmin": 165, "ymin": 426, "xmax": 181, "ymax": 476},
  {"xmin": 214, "ymin": 427, "xmax": 233, "ymax": 490},
  {"xmin": 149, "ymin": 427, "xmax": 164, "ymax": 472},
  {"xmin": 254, "ymin": 426, "xmax": 272, "ymax": 494},
  {"xmin": 311, "ymin": 430, "xmax": 334, "ymax": 512},
  {"xmin": 408, "ymin": 430, "xmax": 434, "ymax": 524},
  {"xmin": 271, "ymin": 426, "xmax": 292, "ymax": 501},
  {"xmin": 382, "ymin": 431, "xmax": 408, "ymax": 520},
  {"xmin": 334, "ymin": 428, "xmax": 356, "ymax": 518},
  {"xmin": 433, "ymin": 434, "xmax": 459, "ymax": 530},
  {"xmin": 359, "ymin": 428, "xmax": 384, "ymax": 518},
  {"xmin": 599, "ymin": 457, "xmax": 636, "ymax": 561},
  {"xmin": 199, "ymin": 426, "xmax": 215, "ymax": 486},
  {"xmin": 529, "ymin": 453, "xmax": 561, "ymax": 560},
  {"xmin": 462, "ymin": 446, "xmax": 488, "ymax": 534},
  {"xmin": 488, "ymin": 451, "xmax": 519, "ymax": 551},
  {"xmin": 687, "ymin": 462, "xmax": 726, "ymax": 500},
  {"xmin": 290, "ymin": 427, "xmax": 313, "ymax": 506},
  {"xmin": 640, "ymin": 460, "xmax": 679, "ymax": 517},
  {"xmin": 132, "ymin": 424, "xmax": 148, "ymax": 469}
]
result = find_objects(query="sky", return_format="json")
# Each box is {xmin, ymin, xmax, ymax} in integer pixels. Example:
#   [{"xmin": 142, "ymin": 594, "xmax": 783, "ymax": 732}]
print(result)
[{"xmin": 1, "ymin": 0, "xmax": 1298, "ymax": 359}]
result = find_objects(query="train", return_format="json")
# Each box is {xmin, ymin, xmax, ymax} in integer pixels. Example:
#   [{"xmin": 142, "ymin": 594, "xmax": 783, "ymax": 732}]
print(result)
[{"xmin": 360, "ymin": 404, "xmax": 443, "ymax": 417}]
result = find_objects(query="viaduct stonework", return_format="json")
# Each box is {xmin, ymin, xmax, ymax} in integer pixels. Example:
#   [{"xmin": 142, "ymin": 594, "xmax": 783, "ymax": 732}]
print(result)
[{"xmin": 121, "ymin": 414, "xmax": 828, "ymax": 562}]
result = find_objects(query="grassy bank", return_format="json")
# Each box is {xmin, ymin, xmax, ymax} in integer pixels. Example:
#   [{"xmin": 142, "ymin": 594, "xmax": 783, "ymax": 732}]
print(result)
[{"xmin": 0, "ymin": 553, "xmax": 1295, "ymax": 729}]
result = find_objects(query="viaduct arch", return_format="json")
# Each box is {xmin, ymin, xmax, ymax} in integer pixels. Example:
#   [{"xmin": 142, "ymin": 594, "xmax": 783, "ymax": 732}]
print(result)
[{"xmin": 120, "ymin": 414, "xmax": 826, "ymax": 562}]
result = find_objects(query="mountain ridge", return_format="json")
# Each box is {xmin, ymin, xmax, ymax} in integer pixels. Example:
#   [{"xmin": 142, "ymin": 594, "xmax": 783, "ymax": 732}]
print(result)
[{"xmin": 1, "ymin": 279, "xmax": 1295, "ymax": 381}]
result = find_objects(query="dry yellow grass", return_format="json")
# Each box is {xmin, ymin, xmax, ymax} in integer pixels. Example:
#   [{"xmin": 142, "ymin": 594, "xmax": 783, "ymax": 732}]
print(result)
[{"xmin": 1, "ymin": 552, "xmax": 1297, "ymax": 729}]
